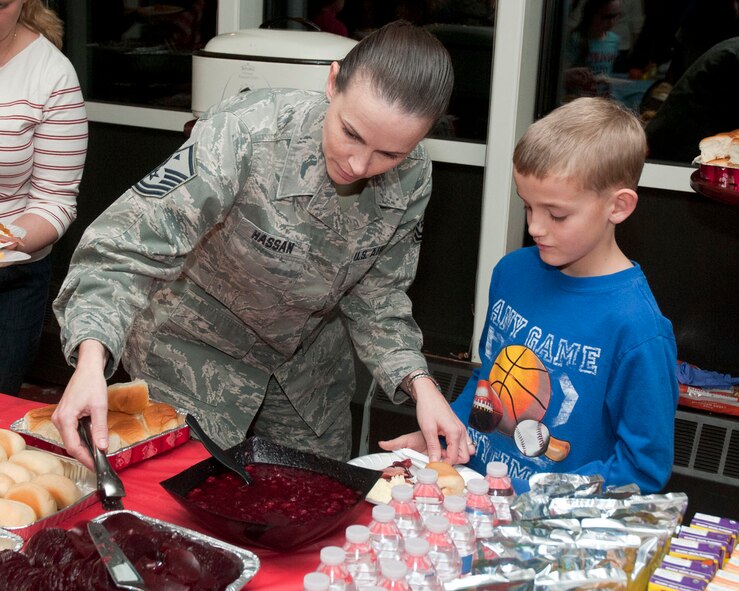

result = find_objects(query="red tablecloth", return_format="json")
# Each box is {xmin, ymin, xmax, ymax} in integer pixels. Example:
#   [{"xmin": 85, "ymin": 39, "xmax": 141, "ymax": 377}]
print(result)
[{"xmin": 0, "ymin": 393, "xmax": 372, "ymax": 590}]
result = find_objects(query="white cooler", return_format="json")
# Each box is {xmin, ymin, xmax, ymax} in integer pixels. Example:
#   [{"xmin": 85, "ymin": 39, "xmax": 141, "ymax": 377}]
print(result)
[{"xmin": 191, "ymin": 29, "xmax": 357, "ymax": 117}]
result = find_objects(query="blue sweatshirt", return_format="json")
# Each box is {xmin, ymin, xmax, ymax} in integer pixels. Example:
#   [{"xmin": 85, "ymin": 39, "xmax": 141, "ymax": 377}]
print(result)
[{"xmin": 452, "ymin": 247, "xmax": 678, "ymax": 493}]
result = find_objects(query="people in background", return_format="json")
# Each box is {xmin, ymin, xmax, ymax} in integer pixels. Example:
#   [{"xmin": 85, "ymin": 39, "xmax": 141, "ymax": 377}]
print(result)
[
  {"xmin": 381, "ymin": 98, "xmax": 679, "ymax": 494},
  {"xmin": 564, "ymin": 0, "xmax": 623, "ymax": 99},
  {"xmin": 0, "ymin": 0, "xmax": 88, "ymax": 395},
  {"xmin": 646, "ymin": 36, "xmax": 739, "ymax": 162},
  {"xmin": 51, "ymin": 21, "xmax": 472, "ymax": 471},
  {"xmin": 308, "ymin": 0, "xmax": 349, "ymax": 36}
]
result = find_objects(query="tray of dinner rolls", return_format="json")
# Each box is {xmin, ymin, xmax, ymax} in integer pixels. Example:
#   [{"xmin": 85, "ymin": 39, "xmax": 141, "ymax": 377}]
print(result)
[
  {"xmin": 0, "ymin": 428, "xmax": 97, "ymax": 540},
  {"xmin": 10, "ymin": 380, "xmax": 190, "ymax": 472}
]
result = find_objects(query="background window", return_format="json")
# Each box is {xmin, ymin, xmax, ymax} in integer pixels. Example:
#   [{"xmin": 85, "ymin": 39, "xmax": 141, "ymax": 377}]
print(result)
[{"xmin": 537, "ymin": 0, "xmax": 739, "ymax": 166}]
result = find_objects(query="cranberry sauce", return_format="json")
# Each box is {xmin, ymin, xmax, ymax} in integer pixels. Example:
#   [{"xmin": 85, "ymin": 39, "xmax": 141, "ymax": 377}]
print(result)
[{"xmin": 186, "ymin": 463, "xmax": 361, "ymax": 524}]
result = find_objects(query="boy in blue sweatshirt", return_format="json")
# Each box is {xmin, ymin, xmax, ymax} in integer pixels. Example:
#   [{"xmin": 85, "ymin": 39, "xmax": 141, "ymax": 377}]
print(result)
[{"xmin": 381, "ymin": 97, "xmax": 679, "ymax": 493}]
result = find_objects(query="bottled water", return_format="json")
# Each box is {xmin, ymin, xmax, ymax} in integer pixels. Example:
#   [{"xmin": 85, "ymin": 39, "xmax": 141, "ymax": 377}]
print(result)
[
  {"xmin": 316, "ymin": 546, "xmax": 357, "ymax": 591},
  {"xmin": 485, "ymin": 461, "xmax": 515, "ymax": 524},
  {"xmin": 305, "ymin": 572, "xmax": 331, "ymax": 591},
  {"xmin": 376, "ymin": 558, "xmax": 411, "ymax": 590},
  {"xmin": 401, "ymin": 537, "xmax": 444, "ymax": 591},
  {"xmin": 465, "ymin": 478, "xmax": 497, "ymax": 539},
  {"xmin": 389, "ymin": 484, "xmax": 423, "ymax": 540},
  {"xmin": 412, "ymin": 468, "xmax": 444, "ymax": 522},
  {"xmin": 442, "ymin": 494, "xmax": 476, "ymax": 574},
  {"xmin": 343, "ymin": 524, "xmax": 379, "ymax": 590},
  {"xmin": 421, "ymin": 515, "xmax": 461, "ymax": 583},
  {"xmin": 368, "ymin": 503, "xmax": 403, "ymax": 562}
]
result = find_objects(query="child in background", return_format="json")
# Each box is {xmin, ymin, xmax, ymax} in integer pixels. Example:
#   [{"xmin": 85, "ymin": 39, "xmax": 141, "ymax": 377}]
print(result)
[{"xmin": 381, "ymin": 97, "xmax": 679, "ymax": 494}]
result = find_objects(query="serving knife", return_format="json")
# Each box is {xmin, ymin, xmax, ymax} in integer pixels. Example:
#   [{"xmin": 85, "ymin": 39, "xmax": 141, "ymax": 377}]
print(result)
[
  {"xmin": 78, "ymin": 416, "xmax": 126, "ymax": 510},
  {"xmin": 87, "ymin": 521, "xmax": 147, "ymax": 590}
]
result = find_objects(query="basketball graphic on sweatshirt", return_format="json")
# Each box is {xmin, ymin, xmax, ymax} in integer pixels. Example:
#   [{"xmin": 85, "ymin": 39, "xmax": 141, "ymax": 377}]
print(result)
[{"xmin": 489, "ymin": 345, "xmax": 551, "ymax": 436}]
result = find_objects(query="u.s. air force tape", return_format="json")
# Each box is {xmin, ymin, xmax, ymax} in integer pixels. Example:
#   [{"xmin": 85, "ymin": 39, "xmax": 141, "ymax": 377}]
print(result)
[{"xmin": 133, "ymin": 145, "xmax": 196, "ymax": 198}]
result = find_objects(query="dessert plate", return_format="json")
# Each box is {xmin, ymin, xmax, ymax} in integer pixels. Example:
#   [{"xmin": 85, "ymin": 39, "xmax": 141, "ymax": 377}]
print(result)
[{"xmin": 348, "ymin": 452, "xmax": 482, "ymax": 504}]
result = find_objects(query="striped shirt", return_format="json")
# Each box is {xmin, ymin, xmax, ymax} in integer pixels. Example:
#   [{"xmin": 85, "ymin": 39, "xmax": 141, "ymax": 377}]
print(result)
[{"xmin": 0, "ymin": 34, "xmax": 87, "ymax": 260}]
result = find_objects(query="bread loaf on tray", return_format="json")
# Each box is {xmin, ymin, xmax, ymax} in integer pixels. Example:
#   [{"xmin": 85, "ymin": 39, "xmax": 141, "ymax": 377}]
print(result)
[{"xmin": 21, "ymin": 380, "xmax": 184, "ymax": 452}]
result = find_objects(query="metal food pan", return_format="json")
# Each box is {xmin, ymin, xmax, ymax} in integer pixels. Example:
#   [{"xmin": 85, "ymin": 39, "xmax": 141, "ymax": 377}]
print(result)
[{"xmin": 3, "ymin": 449, "xmax": 97, "ymax": 541}]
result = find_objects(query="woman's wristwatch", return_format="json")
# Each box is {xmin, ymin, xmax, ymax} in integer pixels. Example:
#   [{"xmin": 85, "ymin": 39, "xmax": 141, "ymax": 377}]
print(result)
[{"xmin": 401, "ymin": 369, "xmax": 442, "ymax": 400}]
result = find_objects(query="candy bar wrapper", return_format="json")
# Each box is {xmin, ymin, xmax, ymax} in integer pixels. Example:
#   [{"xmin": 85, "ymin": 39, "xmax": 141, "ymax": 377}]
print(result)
[
  {"xmin": 444, "ymin": 569, "xmax": 536, "ymax": 591},
  {"xmin": 659, "ymin": 554, "xmax": 718, "ymax": 581},
  {"xmin": 527, "ymin": 473, "xmax": 605, "ymax": 498},
  {"xmin": 690, "ymin": 513, "xmax": 739, "ymax": 556},
  {"xmin": 679, "ymin": 526, "xmax": 732, "ymax": 566},
  {"xmin": 713, "ymin": 569, "xmax": 739, "ymax": 588},
  {"xmin": 535, "ymin": 565, "xmax": 628, "ymax": 590},
  {"xmin": 648, "ymin": 567, "xmax": 709, "ymax": 591},
  {"xmin": 669, "ymin": 537, "xmax": 723, "ymax": 569}
]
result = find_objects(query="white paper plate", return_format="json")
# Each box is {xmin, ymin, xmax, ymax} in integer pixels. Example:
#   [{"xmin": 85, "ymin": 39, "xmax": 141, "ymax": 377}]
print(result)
[
  {"xmin": 348, "ymin": 452, "xmax": 483, "ymax": 503},
  {"xmin": 0, "ymin": 224, "xmax": 29, "ymax": 265},
  {"xmin": 0, "ymin": 250, "xmax": 31, "ymax": 263}
]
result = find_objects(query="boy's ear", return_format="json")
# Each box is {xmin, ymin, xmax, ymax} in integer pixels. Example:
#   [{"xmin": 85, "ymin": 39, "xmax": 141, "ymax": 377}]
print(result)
[
  {"xmin": 609, "ymin": 188, "xmax": 638, "ymax": 224},
  {"xmin": 325, "ymin": 61, "xmax": 341, "ymax": 101}
]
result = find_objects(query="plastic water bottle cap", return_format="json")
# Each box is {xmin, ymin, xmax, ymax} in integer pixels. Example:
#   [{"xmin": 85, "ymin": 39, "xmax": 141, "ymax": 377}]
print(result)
[
  {"xmin": 320, "ymin": 546, "xmax": 346, "ymax": 566},
  {"xmin": 466, "ymin": 478, "xmax": 490, "ymax": 495},
  {"xmin": 403, "ymin": 536, "xmax": 430, "ymax": 556},
  {"xmin": 416, "ymin": 468, "xmax": 439, "ymax": 484},
  {"xmin": 372, "ymin": 503, "xmax": 396, "ymax": 522},
  {"xmin": 391, "ymin": 483, "xmax": 414, "ymax": 502},
  {"xmin": 486, "ymin": 461, "xmax": 509, "ymax": 478},
  {"xmin": 304, "ymin": 571, "xmax": 331, "ymax": 591},
  {"xmin": 380, "ymin": 558, "xmax": 408, "ymax": 580},
  {"xmin": 345, "ymin": 524, "xmax": 370, "ymax": 543},
  {"xmin": 424, "ymin": 515, "xmax": 450, "ymax": 533},
  {"xmin": 443, "ymin": 494, "xmax": 466, "ymax": 513}
]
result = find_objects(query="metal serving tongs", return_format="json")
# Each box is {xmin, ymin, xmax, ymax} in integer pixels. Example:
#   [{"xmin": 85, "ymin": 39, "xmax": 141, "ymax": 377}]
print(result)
[
  {"xmin": 78, "ymin": 416, "xmax": 126, "ymax": 510},
  {"xmin": 185, "ymin": 413, "xmax": 253, "ymax": 485}
]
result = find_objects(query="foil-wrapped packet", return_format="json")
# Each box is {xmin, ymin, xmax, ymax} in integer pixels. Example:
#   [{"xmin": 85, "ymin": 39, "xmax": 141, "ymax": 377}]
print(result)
[
  {"xmin": 527, "ymin": 473, "xmax": 605, "ymax": 497},
  {"xmin": 534, "ymin": 565, "xmax": 628, "ymax": 590},
  {"xmin": 444, "ymin": 568, "xmax": 536, "ymax": 591}
]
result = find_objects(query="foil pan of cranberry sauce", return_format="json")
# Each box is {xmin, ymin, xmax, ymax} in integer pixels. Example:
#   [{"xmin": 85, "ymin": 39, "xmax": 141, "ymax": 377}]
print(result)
[
  {"xmin": 4, "ymin": 449, "xmax": 98, "ymax": 541},
  {"xmin": 160, "ymin": 435, "xmax": 382, "ymax": 552},
  {"xmin": 10, "ymin": 405, "xmax": 190, "ymax": 472},
  {"xmin": 92, "ymin": 509, "xmax": 260, "ymax": 590}
]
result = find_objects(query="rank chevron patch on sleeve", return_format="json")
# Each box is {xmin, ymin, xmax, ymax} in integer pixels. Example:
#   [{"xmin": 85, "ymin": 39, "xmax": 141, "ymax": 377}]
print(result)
[{"xmin": 133, "ymin": 145, "xmax": 196, "ymax": 198}]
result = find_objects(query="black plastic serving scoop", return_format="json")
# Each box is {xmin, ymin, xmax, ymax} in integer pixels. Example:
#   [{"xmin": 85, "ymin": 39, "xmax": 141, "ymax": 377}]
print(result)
[{"xmin": 185, "ymin": 413, "xmax": 253, "ymax": 485}]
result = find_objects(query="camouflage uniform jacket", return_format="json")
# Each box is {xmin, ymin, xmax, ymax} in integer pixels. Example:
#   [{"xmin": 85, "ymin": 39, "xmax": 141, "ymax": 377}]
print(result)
[{"xmin": 54, "ymin": 88, "xmax": 431, "ymax": 446}]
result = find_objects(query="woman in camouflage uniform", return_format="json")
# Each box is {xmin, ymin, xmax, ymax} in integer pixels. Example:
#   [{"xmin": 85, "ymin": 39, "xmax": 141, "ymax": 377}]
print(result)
[{"xmin": 52, "ymin": 21, "xmax": 475, "ymax": 469}]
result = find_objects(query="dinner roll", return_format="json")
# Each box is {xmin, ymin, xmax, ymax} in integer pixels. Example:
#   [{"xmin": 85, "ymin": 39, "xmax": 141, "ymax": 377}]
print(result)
[
  {"xmin": 23, "ymin": 404, "xmax": 56, "ymax": 432},
  {"xmin": 0, "ymin": 473, "xmax": 14, "ymax": 496},
  {"xmin": 5, "ymin": 482, "xmax": 57, "ymax": 519},
  {"xmin": 426, "ymin": 461, "xmax": 465, "ymax": 496},
  {"xmin": 0, "ymin": 428, "xmax": 26, "ymax": 457},
  {"xmin": 108, "ymin": 379, "xmax": 150, "ymax": 414},
  {"xmin": 0, "ymin": 461, "xmax": 34, "ymax": 483},
  {"xmin": 32, "ymin": 473, "xmax": 81, "ymax": 509},
  {"xmin": 108, "ymin": 416, "xmax": 148, "ymax": 446},
  {"xmin": 0, "ymin": 445, "xmax": 6, "ymax": 463},
  {"xmin": 0, "ymin": 498, "xmax": 37, "ymax": 527},
  {"xmin": 9, "ymin": 449, "xmax": 64, "ymax": 476},
  {"xmin": 142, "ymin": 402, "xmax": 182, "ymax": 435}
]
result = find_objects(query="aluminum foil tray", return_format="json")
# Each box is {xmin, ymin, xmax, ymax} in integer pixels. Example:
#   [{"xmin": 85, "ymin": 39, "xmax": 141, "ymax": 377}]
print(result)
[
  {"xmin": 11, "ymin": 403, "xmax": 190, "ymax": 471},
  {"xmin": 0, "ymin": 529, "xmax": 23, "ymax": 552},
  {"xmin": 92, "ymin": 509, "xmax": 260, "ymax": 590},
  {"xmin": 3, "ymin": 449, "xmax": 97, "ymax": 541}
]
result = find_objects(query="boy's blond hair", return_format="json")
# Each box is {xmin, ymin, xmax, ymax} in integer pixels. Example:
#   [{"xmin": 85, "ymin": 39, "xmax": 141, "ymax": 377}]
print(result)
[{"xmin": 513, "ymin": 97, "xmax": 647, "ymax": 192}]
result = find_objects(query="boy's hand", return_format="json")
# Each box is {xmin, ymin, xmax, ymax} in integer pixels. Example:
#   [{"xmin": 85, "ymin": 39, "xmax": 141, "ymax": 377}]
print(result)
[{"xmin": 379, "ymin": 431, "xmax": 427, "ymax": 454}]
